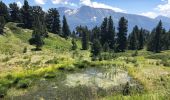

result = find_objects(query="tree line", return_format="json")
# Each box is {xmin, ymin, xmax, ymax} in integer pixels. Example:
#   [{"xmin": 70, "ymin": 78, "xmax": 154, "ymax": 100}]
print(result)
[{"xmin": 0, "ymin": 0, "xmax": 170, "ymax": 54}]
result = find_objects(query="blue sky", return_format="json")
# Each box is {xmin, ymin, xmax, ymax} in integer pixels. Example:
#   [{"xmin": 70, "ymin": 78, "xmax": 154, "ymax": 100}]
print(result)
[{"xmin": 3, "ymin": 0, "xmax": 170, "ymax": 18}]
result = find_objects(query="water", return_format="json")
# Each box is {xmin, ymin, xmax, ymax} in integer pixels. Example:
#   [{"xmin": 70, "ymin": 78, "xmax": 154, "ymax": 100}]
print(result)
[
  {"xmin": 65, "ymin": 67, "xmax": 131, "ymax": 89},
  {"xmin": 8, "ymin": 67, "xmax": 142, "ymax": 100}
]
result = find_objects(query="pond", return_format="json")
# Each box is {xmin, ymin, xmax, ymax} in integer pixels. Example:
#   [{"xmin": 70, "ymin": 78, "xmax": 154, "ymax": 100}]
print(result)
[{"xmin": 8, "ymin": 66, "xmax": 143, "ymax": 100}]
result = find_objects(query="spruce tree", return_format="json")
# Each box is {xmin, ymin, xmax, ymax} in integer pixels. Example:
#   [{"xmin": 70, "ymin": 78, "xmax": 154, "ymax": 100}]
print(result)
[
  {"xmin": 91, "ymin": 39, "xmax": 102, "ymax": 57},
  {"xmin": 29, "ymin": 6, "xmax": 46, "ymax": 50},
  {"xmin": 62, "ymin": 15, "xmax": 71, "ymax": 38},
  {"xmin": 101, "ymin": 17, "xmax": 108, "ymax": 45},
  {"xmin": 0, "ymin": 16, "xmax": 6, "ymax": 34},
  {"xmin": 138, "ymin": 28, "xmax": 144, "ymax": 50},
  {"xmin": 128, "ymin": 25, "xmax": 139, "ymax": 50},
  {"xmin": 21, "ymin": 0, "xmax": 33, "ymax": 28},
  {"xmin": 29, "ymin": 15, "xmax": 45, "ymax": 50},
  {"xmin": 107, "ymin": 16, "xmax": 115, "ymax": 49},
  {"xmin": 147, "ymin": 28, "xmax": 156, "ymax": 51},
  {"xmin": 163, "ymin": 30, "xmax": 170, "ymax": 50},
  {"xmin": 0, "ymin": 1, "xmax": 9, "ymax": 21},
  {"xmin": 147, "ymin": 21, "xmax": 163, "ymax": 53},
  {"xmin": 46, "ymin": 8, "xmax": 61, "ymax": 34},
  {"xmin": 91, "ymin": 26, "xmax": 100, "ymax": 41},
  {"xmin": 117, "ymin": 17, "xmax": 128, "ymax": 52},
  {"xmin": 9, "ymin": 2, "xmax": 21, "ymax": 22},
  {"xmin": 82, "ymin": 27, "xmax": 89, "ymax": 50}
]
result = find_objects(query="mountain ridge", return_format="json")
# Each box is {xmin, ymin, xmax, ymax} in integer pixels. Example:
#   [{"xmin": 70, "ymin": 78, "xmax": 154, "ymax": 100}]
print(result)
[{"xmin": 57, "ymin": 6, "xmax": 170, "ymax": 32}]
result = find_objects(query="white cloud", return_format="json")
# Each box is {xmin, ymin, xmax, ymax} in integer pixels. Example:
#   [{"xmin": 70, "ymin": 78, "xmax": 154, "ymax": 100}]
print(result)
[
  {"xmin": 140, "ymin": 0, "xmax": 170, "ymax": 18},
  {"xmin": 16, "ymin": 1, "xmax": 22, "ymax": 8},
  {"xmin": 51, "ymin": 0, "xmax": 78, "ymax": 7},
  {"xmin": 156, "ymin": 0, "xmax": 170, "ymax": 17},
  {"xmin": 140, "ymin": 12, "xmax": 158, "ymax": 18},
  {"xmin": 35, "ymin": 0, "xmax": 46, "ymax": 5},
  {"xmin": 51, "ymin": 0, "xmax": 66, "ymax": 4},
  {"xmin": 80, "ymin": 0, "xmax": 125, "ymax": 13}
]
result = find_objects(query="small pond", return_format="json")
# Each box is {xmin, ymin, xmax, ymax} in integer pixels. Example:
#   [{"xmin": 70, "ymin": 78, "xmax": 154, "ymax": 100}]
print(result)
[{"xmin": 8, "ymin": 66, "xmax": 143, "ymax": 100}]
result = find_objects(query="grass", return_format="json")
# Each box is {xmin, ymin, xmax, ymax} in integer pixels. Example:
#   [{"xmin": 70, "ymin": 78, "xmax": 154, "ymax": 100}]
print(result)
[{"xmin": 0, "ymin": 22, "xmax": 170, "ymax": 99}]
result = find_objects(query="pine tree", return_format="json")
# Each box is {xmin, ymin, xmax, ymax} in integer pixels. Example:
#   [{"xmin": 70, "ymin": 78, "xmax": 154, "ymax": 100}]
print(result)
[
  {"xmin": 29, "ymin": 6, "xmax": 46, "ymax": 50},
  {"xmin": 147, "ymin": 20, "xmax": 163, "ymax": 53},
  {"xmin": 154, "ymin": 20, "xmax": 163, "ymax": 52},
  {"xmin": 91, "ymin": 39, "xmax": 102, "ymax": 57},
  {"xmin": 128, "ymin": 25, "xmax": 139, "ymax": 50},
  {"xmin": 71, "ymin": 38, "xmax": 77, "ymax": 50},
  {"xmin": 0, "ymin": 1, "xmax": 9, "ymax": 21},
  {"xmin": 46, "ymin": 8, "xmax": 61, "ymax": 34},
  {"xmin": 9, "ymin": 2, "xmax": 21, "ymax": 22},
  {"xmin": 0, "ymin": 16, "xmax": 6, "ymax": 34},
  {"xmin": 91, "ymin": 26, "xmax": 100, "ymax": 42},
  {"xmin": 82, "ymin": 27, "xmax": 89, "ymax": 50},
  {"xmin": 138, "ymin": 28, "xmax": 144, "ymax": 50},
  {"xmin": 62, "ymin": 15, "xmax": 71, "ymax": 38},
  {"xmin": 21, "ymin": 0, "xmax": 33, "ymax": 28},
  {"xmin": 147, "ymin": 28, "xmax": 156, "ymax": 51},
  {"xmin": 101, "ymin": 17, "xmax": 108, "ymax": 45},
  {"xmin": 117, "ymin": 17, "xmax": 128, "ymax": 52},
  {"xmin": 163, "ymin": 30, "xmax": 170, "ymax": 50},
  {"xmin": 107, "ymin": 16, "xmax": 115, "ymax": 49}
]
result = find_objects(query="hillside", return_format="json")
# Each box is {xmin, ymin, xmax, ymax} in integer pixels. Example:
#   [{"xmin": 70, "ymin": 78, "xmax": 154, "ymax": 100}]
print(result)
[
  {"xmin": 0, "ymin": 23, "xmax": 170, "ymax": 99},
  {"xmin": 58, "ymin": 6, "xmax": 170, "ymax": 32}
]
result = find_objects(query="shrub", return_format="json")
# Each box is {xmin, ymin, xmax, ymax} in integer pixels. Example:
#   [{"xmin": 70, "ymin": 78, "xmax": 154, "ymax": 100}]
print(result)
[
  {"xmin": 44, "ymin": 72, "xmax": 56, "ymax": 79},
  {"xmin": 23, "ymin": 47, "xmax": 27, "ymax": 53},
  {"xmin": 17, "ymin": 79, "xmax": 31, "ymax": 89},
  {"xmin": 131, "ymin": 50, "xmax": 138, "ymax": 57},
  {"xmin": 0, "ymin": 85, "xmax": 7, "ymax": 98},
  {"xmin": 123, "ymin": 82, "xmax": 130, "ymax": 96}
]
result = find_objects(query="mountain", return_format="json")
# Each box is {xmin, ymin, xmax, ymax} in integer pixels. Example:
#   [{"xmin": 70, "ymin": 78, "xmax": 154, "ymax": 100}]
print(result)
[
  {"xmin": 155, "ymin": 16, "xmax": 170, "ymax": 23},
  {"xmin": 57, "ymin": 6, "xmax": 170, "ymax": 32}
]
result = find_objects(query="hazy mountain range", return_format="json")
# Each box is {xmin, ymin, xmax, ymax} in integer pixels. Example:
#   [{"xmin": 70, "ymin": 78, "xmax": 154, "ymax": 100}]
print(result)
[{"xmin": 57, "ymin": 6, "xmax": 170, "ymax": 32}]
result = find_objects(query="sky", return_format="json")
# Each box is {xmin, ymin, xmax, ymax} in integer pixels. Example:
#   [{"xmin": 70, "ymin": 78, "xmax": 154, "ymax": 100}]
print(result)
[{"xmin": 2, "ymin": 0, "xmax": 170, "ymax": 18}]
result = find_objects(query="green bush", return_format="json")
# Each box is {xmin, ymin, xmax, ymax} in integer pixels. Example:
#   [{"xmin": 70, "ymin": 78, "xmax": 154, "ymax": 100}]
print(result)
[
  {"xmin": 131, "ymin": 50, "xmax": 138, "ymax": 57},
  {"xmin": 44, "ymin": 72, "xmax": 56, "ymax": 79},
  {"xmin": 23, "ymin": 47, "xmax": 27, "ymax": 53},
  {"xmin": 17, "ymin": 79, "xmax": 31, "ymax": 89}
]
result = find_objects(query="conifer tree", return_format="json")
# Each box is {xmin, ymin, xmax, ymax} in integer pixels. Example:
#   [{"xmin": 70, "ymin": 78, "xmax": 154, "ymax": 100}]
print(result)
[
  {"xmin": 0, "ymin": 1, "xmax": 9, "ymax": 21},
  {"xmin": 101, "ymin": 17, "xmax": 108, "ymax": 45},
  {"xmin": 9, "ymin": 2, "xmax": 21, "ymax": 22},
  {"xmin": 46, "ymin": 8, "xmax": 61, "ymax": 34},
  {"xmin": 138, "ymin": 28, "xmax": 144, "ymax": 50},
  {"xmin": 62, "ymin": 15, "xmax": 71, "ymax": 38},
  {"xmin": 147, "ymin": 20, "xmax": 163, "ymax": 53},
  {"xmin": 163, "ymin": 30, "xmax": 170, "ymax": 50},
  {"xmin": 29, "ymin": 6, "xmax": 46, "ymax": 50},
  {"xmin": 0, "ymin": 16, "xmax": 6, "ymax": 34},
  {"xmin": 147, "ymin": 28, "xmax": 156, "ymax": 51},
  {"xmin": 91, "ymin": 39, "xmax": 102, "ymax": 57},
  {"xmin": 21, "ymin": 0, "xmax": 33, "ymax": 28},
  {"xmin": 117, "ymin": 17, "xmax": 128, "ymax": 52},
  {"xmin": 128, "ymin": 25, "xmax": 139, "ymax": 50},
  {"xmin": 107, "ymin": 16, "xmax": 115, "ymax": 49},
  {"xmin": 91, "ymin": 26, "xmax": 100, "ymax": 41},
  {"xmin": 82, "ymin": 27, "xmax": 89, "ymax": 50}
]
